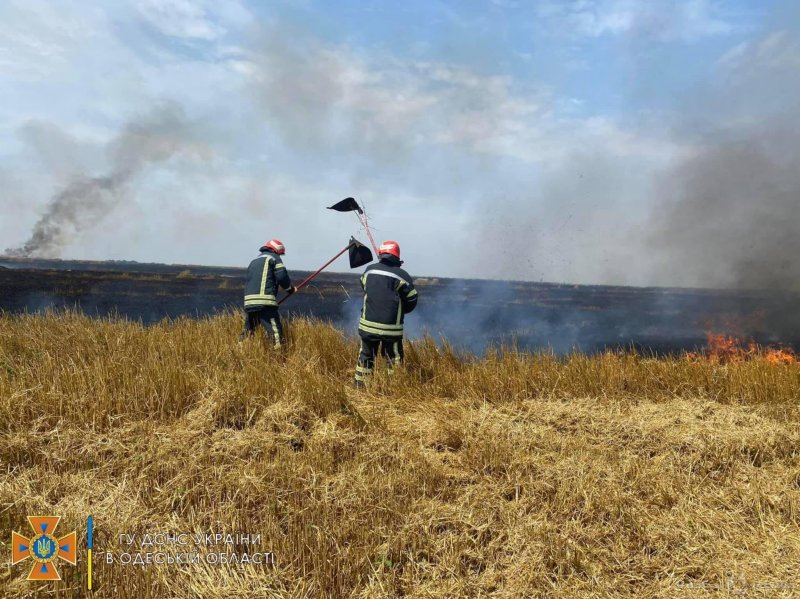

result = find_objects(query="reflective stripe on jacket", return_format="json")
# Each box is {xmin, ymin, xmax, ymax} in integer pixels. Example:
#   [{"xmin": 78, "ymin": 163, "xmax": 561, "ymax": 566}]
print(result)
[
  {"xmin": 244, "ymin": 251, "xmax": 291, "ymax": 309},
  {"xmin": 358, "ymin": 257, "xmax": 417, "ymax": 337}
]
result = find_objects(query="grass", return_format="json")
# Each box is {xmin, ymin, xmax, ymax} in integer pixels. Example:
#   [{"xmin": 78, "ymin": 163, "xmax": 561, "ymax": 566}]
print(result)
[{"xmin": 1, "ymin": 311, "xmax": 799, "ymax": 598}]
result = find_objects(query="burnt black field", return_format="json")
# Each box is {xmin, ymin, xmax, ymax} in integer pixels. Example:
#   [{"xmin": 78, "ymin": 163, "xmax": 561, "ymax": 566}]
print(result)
[{"xmin": 2, "ymin": 257, "xmax": 799, "ymax": 355}]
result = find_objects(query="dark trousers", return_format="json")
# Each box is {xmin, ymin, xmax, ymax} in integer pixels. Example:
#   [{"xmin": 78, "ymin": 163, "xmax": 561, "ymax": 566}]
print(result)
[
  {"xmin": 355, "ymin": 333, "xmax": 404, "ymax": 383},
  {"xmin": 240, "ymin": 307, "xmax": 284, "ymax": 349}
]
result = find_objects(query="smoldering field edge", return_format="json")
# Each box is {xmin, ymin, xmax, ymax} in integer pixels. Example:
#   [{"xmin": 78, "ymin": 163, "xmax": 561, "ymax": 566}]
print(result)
[{"xmin": 1, "ymin": 257, "xmax": 799, "ymax": 355}]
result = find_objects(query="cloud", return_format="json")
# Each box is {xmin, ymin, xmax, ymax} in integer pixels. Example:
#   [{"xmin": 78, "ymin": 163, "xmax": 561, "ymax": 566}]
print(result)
[
  {"xmin": 536, "ymin": 0, "xmax": 744, "ymax": 41},
  {"xmin": 135, "ymin": 0, "xmax": 228, "ymax": 41},
  {"xmin": 0, "ymin": 1, "xmax": 88, "ymax": 79},
  {"xmin": 243, "ymin": 24, "xmax": 679, "ymax": 169},
  {"xmin": 233, "ymin": 21, "xmax": 695, "ymax": 283},
  {"xmin": 718, "ymin": 30, "xmax": 800, "ymax": 73}
]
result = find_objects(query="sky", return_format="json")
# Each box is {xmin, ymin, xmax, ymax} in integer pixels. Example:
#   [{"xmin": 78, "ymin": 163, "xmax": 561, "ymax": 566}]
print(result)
[{"xmin": 1, "ymin": 0, "xmax": 797, "ymax": 287}]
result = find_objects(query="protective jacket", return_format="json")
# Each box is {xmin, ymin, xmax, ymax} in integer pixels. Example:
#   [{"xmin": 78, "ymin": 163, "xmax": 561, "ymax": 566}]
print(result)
[
  {"xmin": 358, "ymin": 255, "xmax": 417, "ymax": 337},
  {"xmin": 244, "ymin": 251, "xmax": 292, "ymax": 310}
]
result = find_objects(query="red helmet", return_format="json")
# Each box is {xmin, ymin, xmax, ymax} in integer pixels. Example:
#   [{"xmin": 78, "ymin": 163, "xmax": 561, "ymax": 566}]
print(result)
[
  {"xmin": 260, "ymin": 239, "xmax": 285, "ymax": 254},
  {"xmin": 378, "ymin": 240, "xmax": 400, "ymax": 259}
]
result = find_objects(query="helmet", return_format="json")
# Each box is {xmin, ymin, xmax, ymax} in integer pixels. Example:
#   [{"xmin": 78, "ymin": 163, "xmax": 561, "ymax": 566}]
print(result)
[
  {"xmin": 378, "ymin": 240, "xmax": 400, "ymax": 259},
  {"xmin": 260, "ymin": 239, "xmax": 285, "ymax": 255}
]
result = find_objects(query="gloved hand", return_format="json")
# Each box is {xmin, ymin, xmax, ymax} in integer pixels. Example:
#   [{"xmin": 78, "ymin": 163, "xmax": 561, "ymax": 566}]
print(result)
[{"xmin": 287, "ymin": 286, "xmax": 298, "ymax": 295}]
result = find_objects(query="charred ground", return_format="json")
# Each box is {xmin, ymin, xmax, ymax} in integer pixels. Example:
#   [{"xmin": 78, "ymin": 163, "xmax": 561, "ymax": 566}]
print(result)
[{"xmin": 1, "ymin": 257, "xmax": 798, "ymax": 354}]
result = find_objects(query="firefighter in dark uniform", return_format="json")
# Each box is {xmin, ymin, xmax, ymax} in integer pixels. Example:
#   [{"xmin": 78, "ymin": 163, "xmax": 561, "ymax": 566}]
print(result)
[
  {"xmin": 240, "ymin": 239, "xmax": 296, "ymax": 348},
  {"xmin": 355, "ymin": 240, "xmax": 418, "ymax": 387}
]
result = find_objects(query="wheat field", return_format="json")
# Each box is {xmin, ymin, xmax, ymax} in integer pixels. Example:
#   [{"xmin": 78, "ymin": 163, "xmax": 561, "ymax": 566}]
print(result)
[{"xmin": 1, "ymin": 311, "xmax": 799, "ymax": 598}]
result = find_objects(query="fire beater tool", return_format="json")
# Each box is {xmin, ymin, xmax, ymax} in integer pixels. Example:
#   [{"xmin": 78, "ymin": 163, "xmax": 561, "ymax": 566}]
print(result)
[
  {"xmin": 278, "ymin": 237, "xmax": 372, "ymax": 305},
  {"xmin": 327, "ymin": 197, "xmax": 379, "ymax": 256}
]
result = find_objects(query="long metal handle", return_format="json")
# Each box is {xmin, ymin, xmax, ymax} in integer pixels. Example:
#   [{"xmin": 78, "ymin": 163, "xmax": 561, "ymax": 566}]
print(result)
[
  {"xmin": 278, "ymin": 243, "xmax": 352, "ymax": 305},
  {"xmin": 357, "ymin": 211, "xmax": 379, "ymax": 255}
]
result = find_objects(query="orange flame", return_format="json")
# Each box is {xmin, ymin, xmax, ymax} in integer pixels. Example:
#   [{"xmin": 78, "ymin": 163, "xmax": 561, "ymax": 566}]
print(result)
[
  {"xmin": 689, "ymin": 332, "xmax": 796, "ymax": 364},
  {"xmin": 764, "ymin": 347, "xmax": 796, "ymax": 365}
]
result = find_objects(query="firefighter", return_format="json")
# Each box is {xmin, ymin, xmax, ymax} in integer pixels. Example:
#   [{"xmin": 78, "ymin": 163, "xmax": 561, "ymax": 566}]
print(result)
[
  {"xmin": 354, "ymin": 240, "xmax": 418, "ymax": 387},
  {"xmin": 239, "ymin": 239, "xmax": 296, "ymax": 348}
]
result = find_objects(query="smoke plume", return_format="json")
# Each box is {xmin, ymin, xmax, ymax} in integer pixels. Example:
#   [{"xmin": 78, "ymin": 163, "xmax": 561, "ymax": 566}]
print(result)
[
  {"xmin": 649, "ymin": 28, "xmax": 800, "ymax": 291},
  {"xmin": 650, "ymin": 124, "xmax": 799, "ymax": 290},
  {"xmin": 6, "ymin": 105, "xmax": 204, "ymax": 258}
]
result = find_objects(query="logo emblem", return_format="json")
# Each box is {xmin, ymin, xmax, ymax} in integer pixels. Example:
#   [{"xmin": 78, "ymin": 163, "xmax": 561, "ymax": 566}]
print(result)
[{"xmin": 12, "ymin": 516, "xmax": 76, "ymax": 581}]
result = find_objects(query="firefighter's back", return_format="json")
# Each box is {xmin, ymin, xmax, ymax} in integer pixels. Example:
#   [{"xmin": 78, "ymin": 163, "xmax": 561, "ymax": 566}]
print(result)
[{"xmin": 358, "ymin": 257, "xmax": 416, "ymax": 337}]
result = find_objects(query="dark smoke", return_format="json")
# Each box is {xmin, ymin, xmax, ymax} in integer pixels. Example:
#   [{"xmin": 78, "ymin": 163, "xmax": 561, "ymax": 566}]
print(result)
[
  {"xmin": 649, "ymin": 27, "xmax": 800, "ymax": 291},
  {"xmin": 651, "ymin": 124, "xmax": 799, "ymax": 290},
  {"xmin": 8, "ymin": 174, "xmax": 127, "ymax": 257},
  {"xmin": 6, "ymin": 104, "xmax": 203, "ymax": 258}
]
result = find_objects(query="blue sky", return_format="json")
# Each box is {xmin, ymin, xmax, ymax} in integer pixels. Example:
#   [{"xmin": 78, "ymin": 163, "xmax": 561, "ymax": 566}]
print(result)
[{"xmin": 1, "ymin": 0, "xmax": 796, "ymax": 286}]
